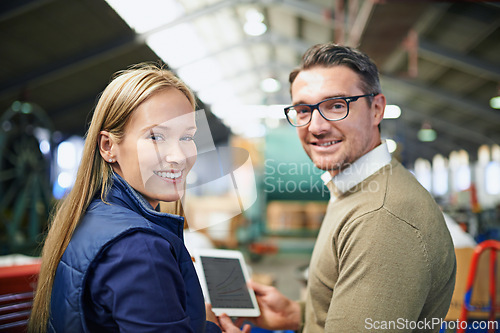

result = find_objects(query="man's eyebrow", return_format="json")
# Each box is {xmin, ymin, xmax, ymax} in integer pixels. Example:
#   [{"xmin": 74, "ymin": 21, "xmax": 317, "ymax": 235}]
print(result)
[{"xmin": 292, "ymin": 94, "xmax": 349, "ymax": 105}]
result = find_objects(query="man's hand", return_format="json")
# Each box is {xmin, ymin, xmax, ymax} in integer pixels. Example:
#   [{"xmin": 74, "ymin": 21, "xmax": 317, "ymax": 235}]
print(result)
[{"xmin": 237, "ymin": 281, "xmax": 301, "ymax": 331}]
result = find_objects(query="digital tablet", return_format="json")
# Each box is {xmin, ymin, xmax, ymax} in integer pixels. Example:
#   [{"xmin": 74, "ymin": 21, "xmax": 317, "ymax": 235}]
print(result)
[{"xmin": 193, "ymin": 249, "xmax": 260, "ymax": 317}]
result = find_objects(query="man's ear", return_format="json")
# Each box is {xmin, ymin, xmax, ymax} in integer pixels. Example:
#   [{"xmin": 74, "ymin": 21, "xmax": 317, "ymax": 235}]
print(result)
[
  {"xmin": 99, "ymin": 131, "xmax": 117, "ymax": 163},
  {"xmin": 372, "ymin": 93, "xmax": 386, "ymax": 126}
]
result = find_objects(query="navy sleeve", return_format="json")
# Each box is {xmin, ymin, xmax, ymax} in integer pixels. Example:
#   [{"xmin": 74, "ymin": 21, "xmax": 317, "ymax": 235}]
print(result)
[
  {"xmin": 84, "ymin": 231, "xmax": 219, "ymax": 333},
  {"xmin": 206, "ymin": 321, "xmax": 222, "ymax": 332}
]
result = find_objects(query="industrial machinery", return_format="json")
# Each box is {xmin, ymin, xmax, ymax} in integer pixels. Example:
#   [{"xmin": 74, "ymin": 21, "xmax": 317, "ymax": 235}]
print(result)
[{"xmin": 0, "ymin": 101, "xmax": 54, "ymax": 255}]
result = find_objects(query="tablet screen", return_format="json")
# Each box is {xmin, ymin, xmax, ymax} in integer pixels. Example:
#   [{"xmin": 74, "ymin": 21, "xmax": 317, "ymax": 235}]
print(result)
[{"xmin": 199, "ymin": 256, "xmax": 254, "ymax": 309}]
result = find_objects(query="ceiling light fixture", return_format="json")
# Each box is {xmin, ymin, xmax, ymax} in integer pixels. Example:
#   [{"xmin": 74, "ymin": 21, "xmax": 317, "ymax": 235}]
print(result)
[
  {"xmin": 490, "ymin": 96, "xmax": 500, "ymax": 109},
  {"xmin": 490, "ymin": 84, "xmax": 500, "ymax": 109},
  {"xmin": 417, "ymin": 121, "xmax": 436, "ymax": 142},
  {"xmin": 383, "ymin": 105, "xmax": 401, "ymax": 119},
  {"xmin": 260, "ymin": 78, "xmax": 281, "ymax": 93},
  {"xmin": 386, "ymin": 139, "xmax": 398, "ymax": 153},
  {"xmin": 244, "ymin": 9, "xmax": 267, "ymax": 36}
]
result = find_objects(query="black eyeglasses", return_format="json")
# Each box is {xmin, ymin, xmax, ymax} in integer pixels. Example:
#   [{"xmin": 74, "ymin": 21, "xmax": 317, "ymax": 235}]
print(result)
[{"xmin": 284, "ymin": 93, "xmax": 376, "ymax": 127}]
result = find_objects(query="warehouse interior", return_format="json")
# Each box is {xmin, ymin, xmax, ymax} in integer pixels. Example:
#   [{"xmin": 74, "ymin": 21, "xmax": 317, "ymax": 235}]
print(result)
[{"xmin": 1, "ymin": 0, "xmax": 500, "ymax": 331}]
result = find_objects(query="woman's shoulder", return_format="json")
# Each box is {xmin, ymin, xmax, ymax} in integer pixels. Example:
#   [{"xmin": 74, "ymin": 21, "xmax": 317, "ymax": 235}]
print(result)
[
  {"xmin": 82, "ymin": 200, "xmax": 151, "ymax": 232},
  {"xmin": 101, "ymin": 230, "xmax": 175, "ymax": 258}
]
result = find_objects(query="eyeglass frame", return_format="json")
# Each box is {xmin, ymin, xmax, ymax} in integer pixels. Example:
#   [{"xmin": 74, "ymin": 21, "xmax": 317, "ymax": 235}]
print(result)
[{"xmin": 284, "ymin": 93, "xmax": 377, "ymax": 127}]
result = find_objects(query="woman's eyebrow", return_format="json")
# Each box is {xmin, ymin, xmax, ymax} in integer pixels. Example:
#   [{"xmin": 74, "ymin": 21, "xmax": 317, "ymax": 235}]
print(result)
[
  {"xmin": 141, "ymin": 124, "xmax": 168, "ymax": 132},
  {"xmin": 142, "ymin": 124, "xmax": 197, "ymax": 133}
]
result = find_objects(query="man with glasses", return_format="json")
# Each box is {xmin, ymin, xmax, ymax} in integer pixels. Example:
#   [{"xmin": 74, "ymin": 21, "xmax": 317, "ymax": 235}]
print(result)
[{"xmin": 246, "ymin": 44, "xmax": 456, "ymax": 332}]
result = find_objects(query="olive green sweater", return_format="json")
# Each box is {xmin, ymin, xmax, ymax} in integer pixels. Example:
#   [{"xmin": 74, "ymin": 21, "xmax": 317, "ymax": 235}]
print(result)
[{"xmin": 303, "ymin": 159, "xmax": 456, "ymax": 333}]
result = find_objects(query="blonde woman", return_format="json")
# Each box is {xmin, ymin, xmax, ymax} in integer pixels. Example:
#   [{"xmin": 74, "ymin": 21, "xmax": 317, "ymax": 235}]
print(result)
[{"xmin": 29, "ymin": 64, "xmax": 250, "ymax": 333}]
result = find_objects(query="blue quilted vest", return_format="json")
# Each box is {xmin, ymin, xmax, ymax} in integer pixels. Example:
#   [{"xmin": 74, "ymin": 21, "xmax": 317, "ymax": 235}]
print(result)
[{"xmin": 48, "ymin": 175, "xmax": 208, "ymax": 332}]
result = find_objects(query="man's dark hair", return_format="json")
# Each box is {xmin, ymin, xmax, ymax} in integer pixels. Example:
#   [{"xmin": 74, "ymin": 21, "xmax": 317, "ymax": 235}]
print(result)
[{"xmin": 289, "ymin": 43, "xmax": 382, "ymax": 99}]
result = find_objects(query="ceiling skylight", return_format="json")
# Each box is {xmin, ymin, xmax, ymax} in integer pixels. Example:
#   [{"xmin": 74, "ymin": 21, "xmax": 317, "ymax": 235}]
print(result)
[
  {"xmin": 105, "ymin": 0, "xmax": 184, "ymax": 33},
  {"xmin": 105, "ymin": 0, "xmax": 280, "ymax": 137}
]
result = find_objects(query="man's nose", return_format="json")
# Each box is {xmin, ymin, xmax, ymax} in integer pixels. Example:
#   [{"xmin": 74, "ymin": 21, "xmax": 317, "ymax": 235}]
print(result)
[{"xmin": 308, "ymin": 109, "xmax": 331, "ymax": 134}]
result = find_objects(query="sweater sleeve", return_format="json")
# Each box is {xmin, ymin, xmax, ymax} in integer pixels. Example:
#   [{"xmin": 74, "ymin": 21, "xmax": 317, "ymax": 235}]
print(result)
[
  {"xmin": 84, "ymin": 231, "xmax": 221, "ymax": 333},
  {"xmin": 324, "ymin": 209, "xmax": 432, "ymax": 332}
]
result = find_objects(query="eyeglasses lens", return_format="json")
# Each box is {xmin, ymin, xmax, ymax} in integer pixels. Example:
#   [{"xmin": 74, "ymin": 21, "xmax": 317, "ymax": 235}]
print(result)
[
  {"xmin": 320, "ymin": 99, "xmax": 348, "ymax": 120},
  {"xmin": 286, "ymin": 98, "xmax": 349, "ymax": 126}
]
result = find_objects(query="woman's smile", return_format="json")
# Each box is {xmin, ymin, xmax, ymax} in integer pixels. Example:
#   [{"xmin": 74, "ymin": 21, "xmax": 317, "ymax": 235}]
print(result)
[{"xmin": 153, "ymin": 169, "xmax": 183, "ymax": 182}]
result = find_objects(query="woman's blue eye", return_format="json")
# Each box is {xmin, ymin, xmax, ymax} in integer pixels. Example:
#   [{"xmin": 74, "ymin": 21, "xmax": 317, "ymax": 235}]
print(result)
[
  {"xmin": 181, "ymin": 135, "xmax": 195, "ymax": 141},
  {"xmin": 149, "ymin": 134, "xmax": 164, "ymax": 141}
]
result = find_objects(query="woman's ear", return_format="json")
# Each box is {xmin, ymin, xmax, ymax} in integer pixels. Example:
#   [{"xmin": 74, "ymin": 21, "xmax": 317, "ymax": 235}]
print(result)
[{"xmin": 99, "ymin": 131, "xmax": 117, "ymax": 163}]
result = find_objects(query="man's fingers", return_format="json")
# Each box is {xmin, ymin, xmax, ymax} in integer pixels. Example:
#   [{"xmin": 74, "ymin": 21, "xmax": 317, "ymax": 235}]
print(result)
[
  {"xmin": 234, "ymin": 317, "xmax": 247, "ymax": 327},
  {"xmin": 248, "ymin": 280, "xmax": 271, "ymax": 295}
]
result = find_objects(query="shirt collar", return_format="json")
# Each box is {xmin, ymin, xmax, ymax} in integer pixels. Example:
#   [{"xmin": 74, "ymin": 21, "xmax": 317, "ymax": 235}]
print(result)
[{"xmin": 321, "ymin": 141, "xmax": 392, "ymax": 200}]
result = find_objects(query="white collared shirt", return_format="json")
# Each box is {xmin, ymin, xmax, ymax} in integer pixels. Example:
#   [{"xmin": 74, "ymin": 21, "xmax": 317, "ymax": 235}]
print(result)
[{"xmin": 321, "ymin": 141, "xmax": 392, "ymax": 202}]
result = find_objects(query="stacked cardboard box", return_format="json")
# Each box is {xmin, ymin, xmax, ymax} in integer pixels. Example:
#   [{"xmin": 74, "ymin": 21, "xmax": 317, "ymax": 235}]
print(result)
[{"xmin": 267, "ymin": 201, "xmax": 328, "ymax": 232}]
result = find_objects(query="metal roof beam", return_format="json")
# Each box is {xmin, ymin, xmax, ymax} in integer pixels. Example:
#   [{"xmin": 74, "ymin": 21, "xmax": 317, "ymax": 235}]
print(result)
[
  {"xmin": 199, "ymin": 61, "xmax": 291, "ymax": 87},
  {"xmin": 391, "ymin": 120, "xmax": 482, "ymax": 165},
  {"xmin": 384, "ymin": 113, "xmax": 476, "ymax": 155},
  {"xmin": 0, "ymin": 0, "xmax": 318, "ymax": 99},
  {"xmin": 381, "ymin": 74, "xmax": 500, "ymax": 124},
  {"xmin": 0, "ymin": 0, "xmax": 55, "ymax": 22},
  {"xmin": 346, "ymin": 0, "xmax": 375, "ymax": 47},
  {"xmin": 0, "ymin": 0, "xmax": 239, "ymax": 99},
  {"xmin": 382, "ymin": 3, "xmax": 451, "ymax": 74},
  {"xmin": 171, "ymin": 32, "xmax": 310, "ymax": 71},
  {"xmin": 276, "ymin": 0, "xmax": 335, "ymax": 29},
  {"xmin": 392, "ymin": 125, "xmax": 455, "ymax": 164},
  {"xmin": 141, "ymin": 0, "xmax": 336, "ymax": 40},
  {"xmin": 419, "ymin": 38, "xmax": 500, "ymax": 81},
  {"xmin": 0, "ymin": 34, "xmax": 139, "ymax": 99},
  {"xmin": 386, "ymin": 93, "xmax": 500, "ymax": 145},
  {"xmin": 398, "ymin": 106, "xmax": 500, "ymax": 145}
]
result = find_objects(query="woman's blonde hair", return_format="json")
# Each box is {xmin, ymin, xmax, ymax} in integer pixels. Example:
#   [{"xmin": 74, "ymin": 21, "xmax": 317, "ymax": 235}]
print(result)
[{"xmin": 28, "ymin": 63, "xmax": 195, "ymax": 332}]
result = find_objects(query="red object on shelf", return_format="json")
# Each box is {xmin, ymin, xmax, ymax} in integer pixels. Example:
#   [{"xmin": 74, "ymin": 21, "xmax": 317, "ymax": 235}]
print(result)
[
  {"xmin": 0, "ymin": 262, "xmax": 41, "ymax": 333},
  {"xmin": 458, "ymin": 240, "xmax": 500, "ymax": 333},
  {"xmin": 249, "ymin": 242, "xmax": 279, "ymax": 255},
  {"xmin": 469, "ymin": 183, "xmax": 481, "ymax": 213}
]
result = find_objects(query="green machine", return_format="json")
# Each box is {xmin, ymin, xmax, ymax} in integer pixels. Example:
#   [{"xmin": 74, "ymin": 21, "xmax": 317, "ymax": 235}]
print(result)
[
  {"xmin": 246, "ymin": 125, "xmax": 329, "ymax": 257},
  {"xmin": 0, "ymin": 101, "xmax": 54, "ymax": 255},
  {"xmin": 264, "ymin": 125, "xmax": 329, "ymax": 202}
]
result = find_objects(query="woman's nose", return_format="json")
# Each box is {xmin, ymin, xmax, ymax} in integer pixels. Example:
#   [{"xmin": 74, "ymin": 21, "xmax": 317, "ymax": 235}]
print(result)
[{"xmin": 163, "ymin": 143, "xmax": 188, "ymax": 166}]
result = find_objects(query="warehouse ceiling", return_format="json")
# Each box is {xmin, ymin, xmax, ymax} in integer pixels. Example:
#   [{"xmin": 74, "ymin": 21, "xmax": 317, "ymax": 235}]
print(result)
[{"xmin": 0, "ymin": 0, "xmax": 499, "ymax": 166}]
